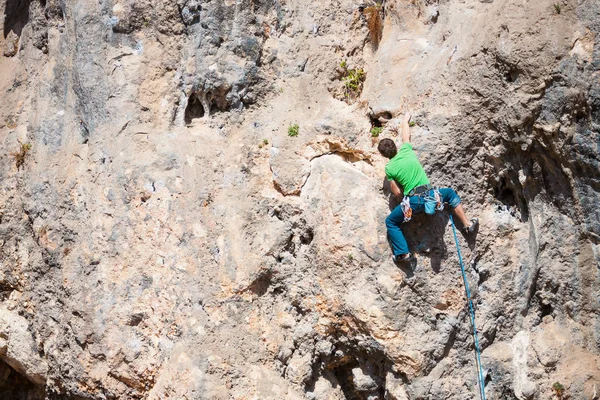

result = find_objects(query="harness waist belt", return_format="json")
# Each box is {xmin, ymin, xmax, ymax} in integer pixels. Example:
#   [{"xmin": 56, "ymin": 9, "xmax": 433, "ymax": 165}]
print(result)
[{"xmin": 408, "ymin": 184, "xmax": 433, "ymax": 196}]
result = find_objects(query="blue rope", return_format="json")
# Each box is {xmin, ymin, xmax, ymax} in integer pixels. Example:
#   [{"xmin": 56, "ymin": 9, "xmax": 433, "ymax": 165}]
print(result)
[{"xmin": 449, "ymin": 214, "xmax": 487, "ymax": 400}]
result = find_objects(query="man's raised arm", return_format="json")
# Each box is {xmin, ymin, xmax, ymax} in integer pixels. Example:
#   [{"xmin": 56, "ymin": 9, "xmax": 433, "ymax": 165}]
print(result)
[{"xmin": 402, "ymin": 112, "xmax": 412, "ymax": 144}]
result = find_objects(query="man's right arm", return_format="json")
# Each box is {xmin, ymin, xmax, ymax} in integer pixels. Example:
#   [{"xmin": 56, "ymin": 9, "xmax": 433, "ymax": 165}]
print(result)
[
  {"xmin": 401, "ymin": 112, "xmax": 412, "ymax": 144},
  {"xmin": 390, "ymin": 180, "xmax": 403, "ymax": 198}
]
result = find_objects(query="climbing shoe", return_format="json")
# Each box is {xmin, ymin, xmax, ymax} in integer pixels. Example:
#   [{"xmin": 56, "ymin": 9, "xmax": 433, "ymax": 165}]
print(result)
[
  {"xmin": 463, "ymin": 218, "xmax": 479, "ymax": 235},
  {"xmin": 393, "ymin": 253, "xmax": 413, "ymax": 263}
]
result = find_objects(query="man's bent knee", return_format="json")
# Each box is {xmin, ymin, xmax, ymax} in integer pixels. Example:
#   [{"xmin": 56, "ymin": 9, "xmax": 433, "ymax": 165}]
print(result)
[
  {"xmin": 440, "ymin": 188, "xmax": 461, "ymax": 208},
  {"xmin": 385, "ymin": 215, "xmax": 395, "ymax": 229},
  {"xmin": 385, "ymin": 214, "xmax": 403, "ymax": 229}
]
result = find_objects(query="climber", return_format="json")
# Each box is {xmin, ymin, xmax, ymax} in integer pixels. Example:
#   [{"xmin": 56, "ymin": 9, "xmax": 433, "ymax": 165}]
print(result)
[{"xmin": 378, "ymin": 112, "xmax": 478, "ymax": 263}]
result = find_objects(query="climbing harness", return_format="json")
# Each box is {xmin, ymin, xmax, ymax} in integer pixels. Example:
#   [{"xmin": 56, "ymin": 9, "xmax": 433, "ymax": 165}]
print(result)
[
  {"xmin": 449, "ymin": 215, "xmax": 487, "ymax": 400},
  {"xmin": 401, "ymin": 188, "xmax": 444, "ymax": 220},
  {"xmin": 407, "ymin": 183, "xmax": 432, "ymax": 196},
  {"xmin": 402, "ymin": 187, "xmax": 444, "ymax": 222}
]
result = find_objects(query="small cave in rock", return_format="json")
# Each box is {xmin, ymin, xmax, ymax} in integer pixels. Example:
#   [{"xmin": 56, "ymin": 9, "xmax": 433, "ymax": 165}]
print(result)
[
  {"xmin": 300, "ymin": 227, "xmax": 314, "ymax": 245},
  {"xmin": 370, "ymin": 117, "xmax": 382, "ymax": 128},
  {"xmin": 504, "ymin": 69, "xmax": 520, "ymax": 83},
  {"xmin": 0, "ymin": 360, "xmax": 45, "ymax": 399},
  {"xmin": 329, "ymin": 356, "xmax": 364, "ymax": 400},
  {"xmin": 184, "ymin": 86, "xmax": 233, "ymax": 125},
  {"xmin": 369, "ymin": 111, "xmax": 392, "ymax": 128},
  {"xmin": 4, "ymin": 0, "xmax": 31, "ymax": 38},
  {"xmin": 309, "ymin": 336, "xmax": 397, "ymax": 400},
  {"xmin": 539, "ymin": 302, "xmax": 554, "ymax": 319},
  {"xmin": 494, "ymin": 55, "xmax": 521, "ymax": 84},
  {"xmin": 495, "ymin": 185, "xmax": 517, "ymax": 208},
  {"xmin": 247, "ymin": 270, "xmax": 273, "ymax": 297},
  {"xmin": 206, "ymin": 87, "xmax": 232, "ymax": 115},
  {"xmin": 493, "ymin": 176, "xmax": 529, "ymax": 221},
  {"xmin": 184, "ymin": 93, "xmax": 205, "ymax": 124}
]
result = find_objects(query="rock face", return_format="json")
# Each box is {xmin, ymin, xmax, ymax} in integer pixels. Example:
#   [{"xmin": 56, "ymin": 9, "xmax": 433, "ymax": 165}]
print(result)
[{"xmin": 0, "ymin": 0, "xmax": 599, "ymax": 399}]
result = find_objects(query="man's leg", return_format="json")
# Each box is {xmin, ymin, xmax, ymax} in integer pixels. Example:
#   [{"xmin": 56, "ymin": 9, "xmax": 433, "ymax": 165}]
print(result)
[
  {"xmin": 452, "ymin": 204, "xmax": 471, "ymax": 227},
  {"xmin": 438, "ymin": 188, "xmax": 477, "ymax": 229},
  {"xmin": 385, "ymin": 205, "xmax": 410, "ymax": 257}
]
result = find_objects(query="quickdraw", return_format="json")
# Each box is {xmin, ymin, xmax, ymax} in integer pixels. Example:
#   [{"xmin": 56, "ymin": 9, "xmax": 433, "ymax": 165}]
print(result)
[
  {"xmin": 422, "ymin": 187, "xmax": 444, "ymax": 215},
  {"xmin": 425, "ymin": 188, "xmax": 444, "ymax": 212},
  {"xmin": 401, "ymin": 196, "xmax": 412, "ymax": 222}
]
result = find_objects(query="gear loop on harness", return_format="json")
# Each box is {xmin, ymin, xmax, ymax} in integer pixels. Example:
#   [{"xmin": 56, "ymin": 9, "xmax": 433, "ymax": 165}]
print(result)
[
  {"xmin": 424, "ymin": 187, "xmax": 444, "ymax": 212},
  {"xmin": 401, "ymin": 196, "xmax": 412, "ymax": 222}
]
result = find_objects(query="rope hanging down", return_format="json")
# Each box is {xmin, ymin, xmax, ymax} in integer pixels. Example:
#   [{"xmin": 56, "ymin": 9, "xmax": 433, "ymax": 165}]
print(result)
[{"xmin": 449, "ymin": 214, "xmax": 487, "ymax": 400}]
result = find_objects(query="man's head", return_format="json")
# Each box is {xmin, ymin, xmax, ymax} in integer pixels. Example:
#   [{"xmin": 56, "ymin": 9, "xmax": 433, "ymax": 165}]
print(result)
[{"xmin": 377, "ymin": 138, "xmax": 397, "ymax": 159}]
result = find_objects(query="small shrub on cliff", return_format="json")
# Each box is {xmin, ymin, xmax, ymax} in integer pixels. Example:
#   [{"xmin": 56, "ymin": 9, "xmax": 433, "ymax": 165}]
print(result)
[
  {"xmin": 339, "ymin": 62, "xmax": 366, "ymax": 101},
  {"xmin": 409, "ymin": 121, "xmax": 416, "ymax": 127},
  {"xmin": 11, "ymin": 142, "xmax": 32, "ymax": 170},
  {"xmin": 371, "ymin": 127, "xmax": 383, "ymax": 137},
  {"xmin": 552, "ymin": 382, "xmax": 565, "ymax": 398},
  {"xmin": 344, "ymin": 68, "xmax": 365, "ymax": 93},
  {"xmin": 288, "ymin": 124, "xmax": 299, "ymax": 137},
  {"xmin": 553, "ymin": 3, "xmax": 561, "ymax": 14}
]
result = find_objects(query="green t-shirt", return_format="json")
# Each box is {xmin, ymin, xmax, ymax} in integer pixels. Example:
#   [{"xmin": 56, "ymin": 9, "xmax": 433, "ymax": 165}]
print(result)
[{"xmin": 385, "ymin": 142, "xmax": 430, "ymax": 194}]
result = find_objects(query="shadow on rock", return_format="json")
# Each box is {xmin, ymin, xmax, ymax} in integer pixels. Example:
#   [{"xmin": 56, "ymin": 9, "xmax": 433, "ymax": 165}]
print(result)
[
  {"xmin": 462, "ymin": 219, "xmax": 479, "ymax": 251},
  {"xmin": 393, "ymin": 257, "xmax": 415, "ymax": 278},
  {"xmin": 382, "ymin": 181, "xmax": 451, "ymax": 273},
  {"xmin": 403, "ymin": 211, "xmax": 450, "ymax": 273}
]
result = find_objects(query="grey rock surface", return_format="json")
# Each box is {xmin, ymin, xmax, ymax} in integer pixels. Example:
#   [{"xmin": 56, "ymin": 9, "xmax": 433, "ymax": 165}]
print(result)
[{"xmin": 0, "ymin": 0, "xmax": 598, "ymax": 399}]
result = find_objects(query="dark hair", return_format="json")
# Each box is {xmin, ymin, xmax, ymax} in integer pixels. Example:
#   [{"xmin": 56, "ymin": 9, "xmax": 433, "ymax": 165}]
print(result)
[{"xmin": 378, "ymin": 138, "xmax": 397, "ymax": 159}]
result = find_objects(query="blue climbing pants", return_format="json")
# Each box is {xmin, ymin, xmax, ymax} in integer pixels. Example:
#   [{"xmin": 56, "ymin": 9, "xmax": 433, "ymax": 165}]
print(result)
[{"xmin": 386, "ymin": 188, "xmax": 461, "ymax": 256}]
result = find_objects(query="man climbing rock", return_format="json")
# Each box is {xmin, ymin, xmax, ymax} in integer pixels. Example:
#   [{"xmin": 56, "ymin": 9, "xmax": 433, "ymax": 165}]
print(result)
[{"xmin": 378, "ymin": 112, "xmax": 478, "ymax": 262}]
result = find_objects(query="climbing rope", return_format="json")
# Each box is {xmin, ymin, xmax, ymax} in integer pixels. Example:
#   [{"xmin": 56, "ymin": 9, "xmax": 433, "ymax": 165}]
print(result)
[{"xmin": 449, "ymin": 214, "xmax": 487, "ymax": 400}]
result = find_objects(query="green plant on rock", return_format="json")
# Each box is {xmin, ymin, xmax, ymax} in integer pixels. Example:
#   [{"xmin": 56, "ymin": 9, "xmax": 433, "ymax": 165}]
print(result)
[
  {"xmin": 552, "ymin": 382, "xmax": 565, "ymax": 398},
  {"xmin": 338, "ymin": 60, "xmax": 366, "ymax": 101},
  {"xmin": 554, "ymin": 3, "xmax": 561, "ymax": 14},
  {"xmin": 11, "ymin": 142, "xmax": 32, "ymax": 170},
  {"xmin": 288, "ymin": 124, "xmax": 299, "ymax": 137},
  {"xmin": 371, "ymin": 127, "xmax": 383, "ymax": 137},
  {"xmin": 409, "ymin": 121, "xmax": 416, "ymax": 127},
  {"xmin": 341, "ymin": 68, "xmax": 366, "ymax": 101},
  {"xmin": 344, "ymin": 68, "xmax": 365, "ymax": 93}
]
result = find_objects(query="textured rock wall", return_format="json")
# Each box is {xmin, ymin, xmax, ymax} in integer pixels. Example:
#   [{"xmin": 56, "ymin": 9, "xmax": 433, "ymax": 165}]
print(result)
[{"xmin": 0, "ymin": 0, "xmax": 598, "ymax": 399}]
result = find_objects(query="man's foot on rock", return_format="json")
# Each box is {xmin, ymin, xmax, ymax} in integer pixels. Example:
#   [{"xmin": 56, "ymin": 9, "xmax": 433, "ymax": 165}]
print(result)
[
  {"xmin": 463, "ymin": 218, "xmax": 479, "ymax": 235},
  {"xmin": 393, "ymin": 253, "xmax": 413, "ymax": 263}
]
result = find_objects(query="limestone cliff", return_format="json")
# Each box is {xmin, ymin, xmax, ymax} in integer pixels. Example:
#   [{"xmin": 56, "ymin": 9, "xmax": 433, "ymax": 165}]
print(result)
[{"xmin": 0, "ymin": 0, "xmax": 598, "ymax": 399}]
